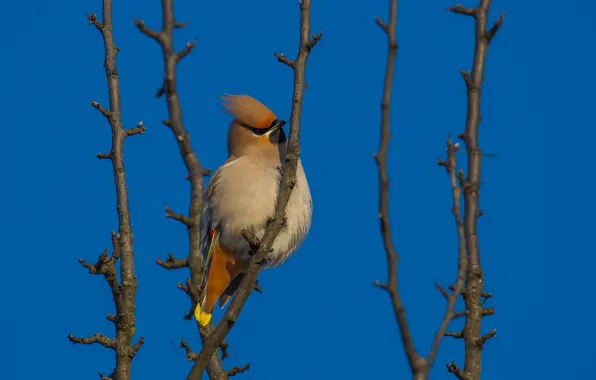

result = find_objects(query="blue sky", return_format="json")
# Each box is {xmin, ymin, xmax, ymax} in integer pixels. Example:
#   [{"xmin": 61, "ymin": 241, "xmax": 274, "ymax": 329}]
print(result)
[{"xmin": 1, "ymin": 0, "xmax": 594, "ymax": 379}]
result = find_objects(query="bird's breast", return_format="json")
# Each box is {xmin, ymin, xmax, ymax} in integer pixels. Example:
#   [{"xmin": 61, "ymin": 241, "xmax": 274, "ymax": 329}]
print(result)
[{"xmin": 207, "ymin": 156, "xmax": 312, "ymax": 267}]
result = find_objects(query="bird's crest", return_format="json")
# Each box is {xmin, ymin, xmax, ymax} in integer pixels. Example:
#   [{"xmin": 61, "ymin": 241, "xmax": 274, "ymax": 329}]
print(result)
[{"xmin": 221, "ymin": 94, "xmax": 278, "ymax": 129}]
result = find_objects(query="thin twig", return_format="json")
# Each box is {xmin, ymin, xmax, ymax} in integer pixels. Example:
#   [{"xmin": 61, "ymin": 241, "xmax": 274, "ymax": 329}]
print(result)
[
  {"xmin": 373, "ymin": 0, "xmax": 427, "ymax": 376},
  {"xmin": 226, "ymin": 363, "xmax": 250, "ymax": 377},
  {"xmin": 186, "ymin": 1, "xmax": 321, "ymax": 378},
  {"xmin": 426, "ymin": 138, "xmax": 468, "ymax": 368}
]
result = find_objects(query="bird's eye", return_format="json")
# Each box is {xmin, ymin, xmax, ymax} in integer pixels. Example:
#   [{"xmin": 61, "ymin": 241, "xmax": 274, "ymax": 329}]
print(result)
[{"xmin": 250, "ymin": 127, "xmax": 267, "ymax": 136}]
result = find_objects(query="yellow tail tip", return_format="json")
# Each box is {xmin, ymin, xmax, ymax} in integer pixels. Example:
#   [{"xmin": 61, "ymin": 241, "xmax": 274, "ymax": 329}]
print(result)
[{"xmin": 195, "ymin": 306, "xmax": 212, "ymax": 326}]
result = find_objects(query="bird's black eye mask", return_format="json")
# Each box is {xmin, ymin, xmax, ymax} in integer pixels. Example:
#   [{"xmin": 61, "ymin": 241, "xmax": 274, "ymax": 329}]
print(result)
[{"xmin": 244, "ymin": 119, "xmax": 286, "ymax": 136}]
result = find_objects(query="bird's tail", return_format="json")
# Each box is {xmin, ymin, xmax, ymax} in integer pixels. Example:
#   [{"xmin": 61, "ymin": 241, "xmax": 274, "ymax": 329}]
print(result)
[{"xmin": 195, "ymin": 237, "xmax": 245, "ymax": 326}]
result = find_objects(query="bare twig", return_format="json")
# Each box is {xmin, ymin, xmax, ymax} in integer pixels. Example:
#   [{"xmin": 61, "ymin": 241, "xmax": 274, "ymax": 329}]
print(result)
[
  {"xmin": 426, "ymin": 138, "xmax": 468, "ymax": 368},
  {"xmin": 227, "ymin": 363, "xmax": 250, "ymax": 377},
  {"xmin": 174, "ymin": 339, "xmax": 200, "ymax": 361},
  {"xmin": 186, "ymin": 1, "xmax": 321, "ymax": 378},
  {"xmin": 476, "ymin": 329, "xmax": 496, "ymax": 348},
  {"xmin": 445, "ymin": 331, "xmax": 464, "ymax": 339},
  {"xmin": 447, "ymin": 361, "xmax": 469, "ymax": 380},
  {"xmin": 125, "ymin": 121, "xmax": 146, "ymax": 137},
  {"xmin": 157, "ymin": 252, "xmax": 188, "ymax": 269},
  {"xmin": 447, "ymin": 1, "xmax": 503, "ymax": 378},
  {"xmin": 165, "ymin": 206, "xmax": 195, "ymax": 227},
  {"xmin": 72, "ymin": 5, "xmax": 141, "ymax": 379},
  {"xmin": 134, "ymin": 1, "xmax": 227, "ymax": 378},
  {"xmin": 68, "ymin": 333, "xmax": 116, "ymax": 349},
  {"xmin": 373, "ymin": 0, "xmax": 427, "ymax": 377}
]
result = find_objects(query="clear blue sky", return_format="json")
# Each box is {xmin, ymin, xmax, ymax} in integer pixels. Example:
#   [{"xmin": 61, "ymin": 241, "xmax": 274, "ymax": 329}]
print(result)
[{"xmin": 1, "ymin": 0, "xmax": 593, "ymax": 379}]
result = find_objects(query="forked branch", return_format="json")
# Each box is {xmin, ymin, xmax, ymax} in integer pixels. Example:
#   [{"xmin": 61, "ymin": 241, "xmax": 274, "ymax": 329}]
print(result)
[{"xmin": 374, "ymin": 1, "xmax": 470, "ymax": 379}]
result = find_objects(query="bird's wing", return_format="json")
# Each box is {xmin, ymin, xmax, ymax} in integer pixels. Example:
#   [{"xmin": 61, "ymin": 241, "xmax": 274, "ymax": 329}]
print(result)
[{"xmin": 197, "ymin": 165, "xmax": 226, "ymax": 306}]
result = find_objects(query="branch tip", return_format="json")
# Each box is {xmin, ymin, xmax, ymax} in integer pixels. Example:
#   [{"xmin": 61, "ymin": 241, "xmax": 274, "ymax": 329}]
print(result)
[
  {"xmin": 134, "ymin": 19, "xmax": 161, "ymax": 41},
  {"xmin": 486, "ymin": 10, "xmax": 507, "ymax": 41},
  {"xmin": 125, "ymin": 121, "xmax": 147, "ymax": 137},
  {"xmin": 86, "ymin": 13, "xmax": 103, "ymax": 29},
  {"xmin": 273, "ymin": 52, "xmax": 295, "ymax": 68},
  {"xmin": 164, "ymin": 206, "xmax": 195, "ymax": 227},
  {"xmin": 90, "ymin": 100, "xmax": 111, "ymax": 119},
  {"xmin": 446, "ymin": 361, "xmax": 469, "ymax": 380},
  {"xmin": 67, "ymin": 333, "xmax": 116, "ymax": 349},
  {"xmin": 157, "ymin": 252, "xmax": 188, "ymax": 270},
  {"xmin": 375, "ymin": 16, "xmax": 388, "ymax": 32},
  {"xmin": 477, "ymin": 328, "xmax": 496, "ymax": 347},
  {"xmin": 176, "ymin": 39, "xmax": 198, "ymax": 62},
  {"xmin": 227, "ymin": 363, "xmax": 251, "ymax": 377},
  {"xmin": 446, "ymin": 4, "xmax": 476, "ymax": 17}
]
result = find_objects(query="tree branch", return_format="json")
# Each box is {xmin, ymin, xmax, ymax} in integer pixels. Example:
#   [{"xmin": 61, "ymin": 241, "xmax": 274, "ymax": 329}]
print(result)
[
  {"xmin": 447, "ymin": 1, "xmax": 504, "ymax": 378},
  {"xmin": 226, "ymin": 363, "xmax": 250, "ymax": 377},
  {"xmin": 134, "ymin": 1, "xmax": 227, "ymax": 378},
  {"xmin": 426, "ymin": 138, "xmax": 468, "ymax": 368},
  {"xmin": 72, "ymin": 4, "xmax": 142, "ymax": 379},
  {"xmin": 186, "ymin": 1, "xmax": 321, "ymax": 378},
  {"xmin": 373, "ymin": 0, "xmax": 428, "ymax": 377}
]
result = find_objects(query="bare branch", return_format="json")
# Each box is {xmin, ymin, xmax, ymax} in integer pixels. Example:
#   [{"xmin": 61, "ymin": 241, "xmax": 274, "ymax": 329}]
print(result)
[
  {"xmin": 68, "ymin": 334, "xmax": 116, "ymax": 349},
  {"xmin": 436, "ymin": 283, "xmax": 451, "ymax": 300},
  {"xmin": 86, "ymin": 13, "xmax": 104, "ymax": 29},
  {"xmin": 374, "ymin": 0, "xmax": 433, "ymax": 377},
  {"xmin": 133, "ymin": 19, "xmax": 162, "ymax": 42},
  {"xmin": 176, "ymin": 39, "xmax": 198, "ymax": 62},
  {"xmin": 447, "ymin": 1, "xmax": 502, "ymax": 377},
  {"xmin": 446, "ymin": 361, "xmax": 469, "ymax": 380},
  {"xmin": 76, "ymin": 2, "xmax": 142, "ymax": 379},
  {"xmin": 124, "ymin": 121, "xmax": 146, "ymax": 137},
  {"xmin": 445, "ymin": 331, "xmax": 464, "ymax": 339},
  {"xmin": 273, "ymin": 52, "xmax": 295, "ymax": 68},
  {"xmin": 476, "ymin": 329, "xmax": 496, "ymax": 348},
  {"xmin": 90, "ymin": 100, "xmax": 112, "ymax": 119},
  {"xmin": 486, "ymin": 10, "xmax": 506, "ymax": 41},
  {"xmin": 174, "ymin": 339, "xmax": 200, "ymax": 361},
  {"xmin": 426, "ymin": 137, "xmax": 468, "ymax": 368},
  {"xmin": 157, "ymin": 252, "xmax": 188, "ymax": 269},
  {"xmin": 97, "ymin": 152, "xmax": 112, "ymax": 160},
  {"xmin": 241, "ymin": 229, "xmax": 261, "ymax": 253},
  {"xmin": 135, "ymin": 0, "xmax": 226, "ymax": 377},
  {"xmin": 186, "ymin": 1, "xmax": 321, "ymax": 378},
  {"xmin": 227, "ymin": 363, "xmax": 250, "ymax": 377},
  {"xmin": 446, "ymin": 4, "xmax": 476, "ymax": 17},
  {"xmin": 165, "ymin": 206, "xmax": 195, "ymax": 227}
]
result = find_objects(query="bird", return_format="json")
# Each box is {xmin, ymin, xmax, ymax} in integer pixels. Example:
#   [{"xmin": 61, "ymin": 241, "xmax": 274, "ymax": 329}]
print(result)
[{"xmin": 194, "ymin": 94, "xmax": 312, "ymax": 326}]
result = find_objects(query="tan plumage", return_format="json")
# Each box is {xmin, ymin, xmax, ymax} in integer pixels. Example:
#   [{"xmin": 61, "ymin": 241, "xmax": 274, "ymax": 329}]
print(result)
[
  {"xmin": 195, "ymin": 94, "xmax": 312, "ymax": 326},
  {"xmin": 220, "ymin": 94, "xmax": 279, "ymax": 129}
]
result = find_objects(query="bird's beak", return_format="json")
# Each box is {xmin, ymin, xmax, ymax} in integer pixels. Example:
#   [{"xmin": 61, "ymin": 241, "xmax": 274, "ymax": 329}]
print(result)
[{"xmin": 269, "ymin": 119, "xmax": 286, "ymax": 133}]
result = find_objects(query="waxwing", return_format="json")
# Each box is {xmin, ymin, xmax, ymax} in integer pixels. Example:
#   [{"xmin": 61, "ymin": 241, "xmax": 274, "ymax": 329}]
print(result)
[{"xmin": 194, "ymin": 94, "xmax": 312, "ymax": 326}]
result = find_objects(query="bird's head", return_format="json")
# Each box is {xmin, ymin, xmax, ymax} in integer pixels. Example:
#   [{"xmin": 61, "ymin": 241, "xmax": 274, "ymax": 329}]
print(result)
[{"xmin": 222, "ymin": 94, "xmax": 287, "ymax": 162}]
